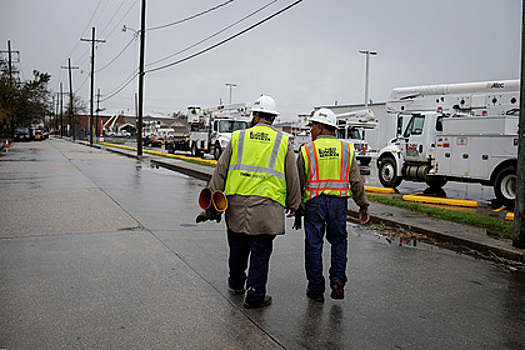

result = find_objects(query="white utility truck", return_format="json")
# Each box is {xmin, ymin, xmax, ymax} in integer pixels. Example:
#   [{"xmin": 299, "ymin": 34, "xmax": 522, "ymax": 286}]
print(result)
[
  {"xmin": 335, "ymin": 109, "xmax": 378, "ymax": 166},
  {"xmin": 376, "ymin": 80, "xmax": 519, "ymax": 206},
  {"xmin": 188, "ymin": 103, "xmax": 251, "ymax": 159}
]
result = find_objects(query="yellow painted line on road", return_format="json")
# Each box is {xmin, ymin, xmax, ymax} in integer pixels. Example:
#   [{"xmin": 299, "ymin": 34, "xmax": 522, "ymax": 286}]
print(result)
[
  {"xmin": 402, "ymin": 194, "xmax": 478, "ymax": 207},
  {"xmin": 505, "ymin": 212, "xmax": 514, "ymax": 221},
  {"xmin": 364, "ymin": 186, "xmax": 396, "ymax": 194}
]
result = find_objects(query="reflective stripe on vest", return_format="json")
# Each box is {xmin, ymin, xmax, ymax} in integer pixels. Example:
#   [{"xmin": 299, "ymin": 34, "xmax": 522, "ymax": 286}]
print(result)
[
  {"xmin": 225, "ymin": 125, "xmax": 288, "ymax": 206},
  {"xmin": 301, "ymin": 138, "xmax": 354, "ymax": 202}
]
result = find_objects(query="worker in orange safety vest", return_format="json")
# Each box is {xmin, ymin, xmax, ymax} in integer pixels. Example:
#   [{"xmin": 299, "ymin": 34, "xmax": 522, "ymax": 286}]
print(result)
[{"xmin": 296, "ymin": 108, "xmax": 370, "ymax": 302}]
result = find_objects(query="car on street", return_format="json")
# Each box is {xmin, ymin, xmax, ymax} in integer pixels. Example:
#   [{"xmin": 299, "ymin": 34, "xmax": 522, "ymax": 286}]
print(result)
[{"xmin": 14, "ymin": 127, "xmax": 32, "ymax": 141}]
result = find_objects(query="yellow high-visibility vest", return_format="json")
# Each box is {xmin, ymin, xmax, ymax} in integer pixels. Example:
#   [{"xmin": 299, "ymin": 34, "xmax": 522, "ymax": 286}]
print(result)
[
  {"xmin": 301, "ymin": 137, "xmax": 354, "ymax": 202},
  {"xmin": 225, "ymin": 124, "xmax": 289, "ymax": 207}
]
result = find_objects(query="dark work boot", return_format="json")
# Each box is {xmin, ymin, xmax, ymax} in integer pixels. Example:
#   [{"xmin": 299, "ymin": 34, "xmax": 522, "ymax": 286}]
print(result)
[
  {"xmin": 306, "ymin": 289, "xmax": 325, "ymax": 302},
  {"xmin": 243, "ymin": 295, "xmax": 272, "ymax": 309},
  {"xmin": 330, "ymin": 280, "xmax": 345, "ymax": 300}
]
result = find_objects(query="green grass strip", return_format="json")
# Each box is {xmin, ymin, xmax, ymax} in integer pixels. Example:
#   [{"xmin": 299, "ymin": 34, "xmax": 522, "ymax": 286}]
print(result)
[{"xmin": 367, "ymin": 194, "xmax": 514, "ymax": 239}]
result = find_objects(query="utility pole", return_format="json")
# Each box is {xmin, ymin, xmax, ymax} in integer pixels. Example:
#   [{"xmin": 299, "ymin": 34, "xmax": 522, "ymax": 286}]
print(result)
[
  {"xmin": 96, "ymin": 88, "xmax": 101, "ymax": 138},
  {"xmin": 1, "ymin": 41, "xmax": 20, "ymax": 134},
  {"xmin": 60, "ymin": 83, "xmax": 64, "ymax": 137},
  {"xmin": 55, "ymin": 92, "xmax": 59, "ymax": 135},
  {"xmin": 514, "ymin": 2, "xmax": 525, "ymax": 248},
  {"xmin": 51, "ymin": 95, "xmax": 55, "ymax": 136},
  {"xmin": 7, "ymin": 41, "xmax": 12, "ymax": 84},
  {"xmin": 61, "ymin": 58, "xmax": 79, "ymax": 139},
  {"xmin": 81, "ymin": 27, "xmax": 105, "ymax": 146},
  {"xmin": 1, "ymin": 41, "xmax": 20, "ymax": 85},
  {"xmin": 137, "ymin": 0, "xmax": 146, "ymax": 156}
]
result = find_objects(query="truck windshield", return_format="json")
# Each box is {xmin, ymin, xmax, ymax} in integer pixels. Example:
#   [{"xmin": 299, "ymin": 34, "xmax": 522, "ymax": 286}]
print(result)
[
  {"xmin": 218, "ymin": 120, "xmax": 248, "ymax": 132},
  {"xmin": 336, "ymin": 128, "xmax": 362, "ymax": 140},
  {"xmin": 348, "ymin": 129, "xmax": 362, "ymax": 140}
]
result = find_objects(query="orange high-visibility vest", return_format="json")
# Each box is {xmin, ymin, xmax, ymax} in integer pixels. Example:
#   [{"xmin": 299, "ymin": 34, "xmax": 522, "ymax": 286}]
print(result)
[{"xmin": 301, "ymin": 137, "xmax": 354, "ymax": 202}]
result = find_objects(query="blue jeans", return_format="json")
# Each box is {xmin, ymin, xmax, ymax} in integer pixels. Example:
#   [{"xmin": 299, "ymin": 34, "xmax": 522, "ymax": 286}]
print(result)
[
  {"xmin": 227, "ymin": 228, "xmax": 275, "ymax": 305},
  {"xmin": 304, "ymin": 195, "xmax": 348, "ymax": 294}
]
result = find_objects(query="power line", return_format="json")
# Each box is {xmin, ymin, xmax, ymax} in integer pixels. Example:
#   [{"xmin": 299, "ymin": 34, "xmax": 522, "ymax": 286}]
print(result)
[
  {"xmin": 66, "ymin": 0, "xmax": 104, "ymax": 59},
  {"xmin": 99, "ymin": 0, "xmax": 129, "ymax": 37},
  {"xmin": 147, "ymin": 0, "xmax": 235, "ymax": 32},
  {"xmin": 146, "ymin": 0, "xmax": 277, "ymax": 68},
  {"xmin": 99, "ymin": 0, "xmax": 302, "ymax": 103},
  {"xmin": 99, "ymin": 70, "xmax": 138, "ymax": 102},
  {"xmin": 96, "ymin": 37, "xmax": 136, "ymax": 73},
  {"xmin": 146, "ymin": 0, "xmax": 303, "ymax": 74},
  {"xmin": 75, "ymin": 73, "xmax": 90, "ymax": 94},
  {"xmin": 102, "ymin": 0, "xmax": 139, "ymax": 40}
]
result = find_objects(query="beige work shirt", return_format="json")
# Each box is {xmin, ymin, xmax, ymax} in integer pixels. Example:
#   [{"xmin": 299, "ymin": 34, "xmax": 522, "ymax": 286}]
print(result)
[
  {"xmin": 208, "ymin": 124, "xmax": 301, "ymax": 235},
  {"xmin": 296, "ymin": 135, "xmax": 369, "ymax": 214}
]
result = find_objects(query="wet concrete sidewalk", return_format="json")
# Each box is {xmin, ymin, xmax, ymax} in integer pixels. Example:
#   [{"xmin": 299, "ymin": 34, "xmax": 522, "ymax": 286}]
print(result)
[{"xmin": 1, "ymin": 139, "xmax": 524, "ymax": 349}]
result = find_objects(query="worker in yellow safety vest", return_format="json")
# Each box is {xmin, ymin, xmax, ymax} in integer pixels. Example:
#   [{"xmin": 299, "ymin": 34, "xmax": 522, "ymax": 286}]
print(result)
[
  {"xmin": 208, "ymin": 95, "xmax": 301, "ymax": 309},
  {"xmin": 297, "ymin": 108, "xmax": 370, "ymax": 302}
]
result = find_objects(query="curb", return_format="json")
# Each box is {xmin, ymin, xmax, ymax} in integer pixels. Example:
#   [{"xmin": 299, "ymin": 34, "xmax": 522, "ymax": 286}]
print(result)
[
  {"xmin": 346, "ymin": 209, "xmax": 523, "ymax": 263},
  {"xmin": 403, "ymin": 194, "xmax": 478, "ymax": 208}
]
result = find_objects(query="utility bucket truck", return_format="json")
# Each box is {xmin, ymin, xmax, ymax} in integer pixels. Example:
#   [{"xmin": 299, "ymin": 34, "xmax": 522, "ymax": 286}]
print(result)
[
  {"xmin": 335, "ymin": 109, "xmax": 378, "ymax": 166},
  {"xmin": 188, "ymin": 103, "xmax": 251, "ymax": 160},
  {"xmin": 376, "ymin": 80, "xmax": 519, "ymax": 206}
]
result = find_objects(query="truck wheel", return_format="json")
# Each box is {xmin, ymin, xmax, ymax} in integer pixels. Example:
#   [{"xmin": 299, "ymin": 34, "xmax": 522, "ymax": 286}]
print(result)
[
  {"xmin": 378, "ymin": 157, "xmax": 403, "ymax": 188},
  {"xmin": 214, "ymin": 144, "xmax": 222, "ymax": 160},
  {"xmin": 494, "ymin": 166, "xmax": 516, "ymax": 207}
]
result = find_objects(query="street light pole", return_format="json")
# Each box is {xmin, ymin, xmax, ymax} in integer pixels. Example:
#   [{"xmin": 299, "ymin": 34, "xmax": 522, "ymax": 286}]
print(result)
[
  {"xmin": 358, "ymin": 50, "xmax": 378, "ymax": 110},
  {"xmin": 225, "ymin": 83, "xmax": 237, "ymax": 105},
  {"xmin": 358, "ymin": 50, "xmax": 377, "ymax": 141}
]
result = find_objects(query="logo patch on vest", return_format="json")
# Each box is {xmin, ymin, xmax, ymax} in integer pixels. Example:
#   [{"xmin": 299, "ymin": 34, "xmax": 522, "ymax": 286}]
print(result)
[
  {"xmin": 250, "ymin": 131, "xmax": 271, "ymax": 142},
  {"xmin": 318, "ymin": 147, "xmax": 339, "ymax": 158},
  {"xmin": 240, "ymin": 172, "xmax": 266, "ymax": 179}
]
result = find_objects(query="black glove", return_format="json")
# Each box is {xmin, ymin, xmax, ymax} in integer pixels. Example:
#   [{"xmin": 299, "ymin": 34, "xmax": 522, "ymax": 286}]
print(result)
[
  {"xmin": 292, "ymin": 208, "xmax": 303, "ymax": 230},
  {"xmin": 195, "ymin": 209, "xmax": 222, "ymax": 224}
]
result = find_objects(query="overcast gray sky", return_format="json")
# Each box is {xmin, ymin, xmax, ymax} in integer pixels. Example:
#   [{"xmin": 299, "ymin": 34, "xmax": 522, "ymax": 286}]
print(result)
[{"xmin": 1, "ymin": 0, "xmax": 521, "ymax": 120}]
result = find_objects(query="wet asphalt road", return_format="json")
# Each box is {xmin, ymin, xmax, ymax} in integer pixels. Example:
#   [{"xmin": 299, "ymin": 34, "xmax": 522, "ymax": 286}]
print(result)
[{"xmin": 1, "ymin": 139, "xmax": 524, "ymax": 349}]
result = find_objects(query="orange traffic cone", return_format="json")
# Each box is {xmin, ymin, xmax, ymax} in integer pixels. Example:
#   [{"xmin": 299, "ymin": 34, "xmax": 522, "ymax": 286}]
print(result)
[{"xmin": 3, "ymin": 139, "xmax": 8, "ymax": 152}]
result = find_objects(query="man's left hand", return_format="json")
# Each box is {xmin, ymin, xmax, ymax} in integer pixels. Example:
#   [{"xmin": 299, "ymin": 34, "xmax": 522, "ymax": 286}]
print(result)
[{"xmin": 359, "ymin": 212, "xmax": 370, "ymax": 225}]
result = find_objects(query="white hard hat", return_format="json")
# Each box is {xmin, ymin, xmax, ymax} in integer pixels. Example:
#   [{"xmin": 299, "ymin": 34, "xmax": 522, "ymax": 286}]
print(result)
[
  {"xmin": 309, "ymin": 108, "xmax": 338, "ymax": 129},
  {"xmin": 251, "ymin": 95, "xmax": 279, "ymax": 116}
]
